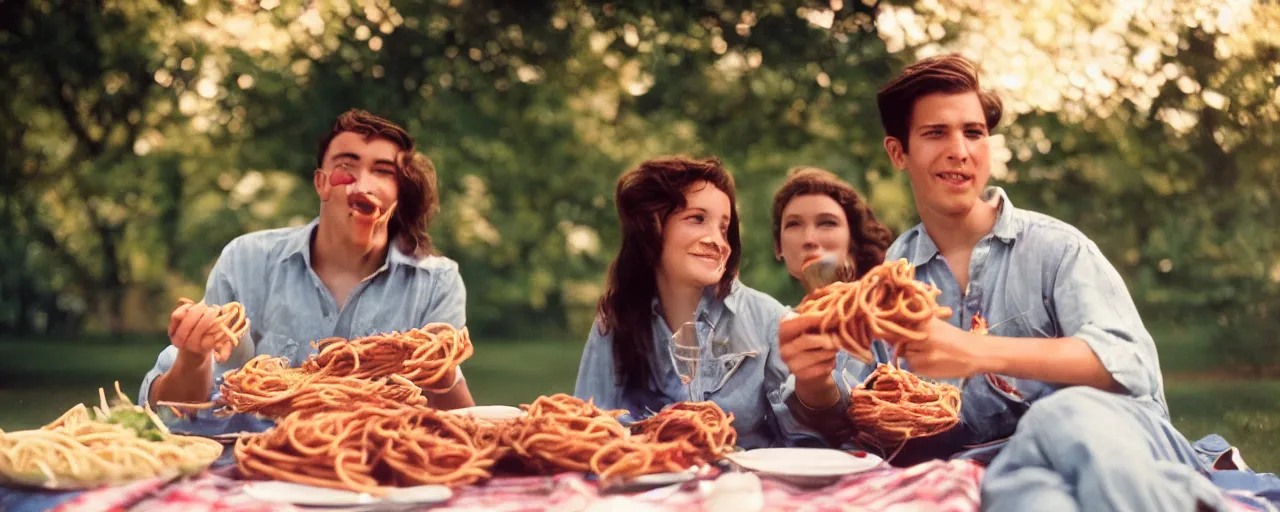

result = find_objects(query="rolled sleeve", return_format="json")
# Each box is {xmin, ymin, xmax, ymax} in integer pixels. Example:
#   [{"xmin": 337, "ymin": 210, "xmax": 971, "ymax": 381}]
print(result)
[
  {"xmin": 424, "ymin": 265, "xmax": 467, "ymax": 329},
  {"xmin": 138, "ymin": 346, "xmax": 179, "ymax": 405},
  {"xmin": 762, "ymin": 307, "xmax": 829, "ymax": 448},
  {"xmin": 1053, "ymin": 240, "xmax": 1160, "ymax": 399},
  {"xmin": 418, "ymin": 264, "xmax": 468, "ymax": 392}
]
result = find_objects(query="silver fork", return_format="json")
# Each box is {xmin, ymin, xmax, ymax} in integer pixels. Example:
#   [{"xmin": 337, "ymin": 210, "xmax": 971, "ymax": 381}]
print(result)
[{"xmin": 800, "ymin": 254, "xmax": 852, "ymax": 293}]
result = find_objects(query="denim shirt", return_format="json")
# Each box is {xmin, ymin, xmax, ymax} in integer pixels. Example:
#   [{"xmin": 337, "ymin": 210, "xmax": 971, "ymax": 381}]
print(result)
[
  {"xmin": 137, "ymin": 219, "xmax": 467, "ymax": 412},
  {"xmin": 824, "ymin": 187, "xmax": 1167, "ymax": 463},
  {"xmin": 573, "ymin": 281, "xmax": 825, "ymax": 450}
]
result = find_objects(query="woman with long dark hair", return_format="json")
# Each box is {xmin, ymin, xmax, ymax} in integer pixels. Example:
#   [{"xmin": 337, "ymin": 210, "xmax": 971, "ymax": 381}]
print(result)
[{"xmin": 573, "ymin": 156, "xmax": 821, "ymax": 449}]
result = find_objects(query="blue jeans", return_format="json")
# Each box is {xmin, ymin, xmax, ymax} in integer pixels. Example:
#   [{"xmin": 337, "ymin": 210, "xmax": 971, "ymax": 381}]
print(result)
[{"xmin": 981, "ymin": 387, "xmax": 1237, "ymax": 512}]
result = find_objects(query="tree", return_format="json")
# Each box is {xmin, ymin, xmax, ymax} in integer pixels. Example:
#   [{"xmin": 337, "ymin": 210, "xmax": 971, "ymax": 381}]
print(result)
[{"xmin": 4, "ymin": 0, "xmax": 1276, "ymax": 369}]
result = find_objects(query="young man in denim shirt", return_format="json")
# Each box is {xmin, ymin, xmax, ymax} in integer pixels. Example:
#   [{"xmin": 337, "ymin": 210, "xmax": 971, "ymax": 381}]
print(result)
[
  {"xmin": 780, "ymin": 54, "xmax": 1245, "ymax": 511},
  {"xmin": 141, "ymin": 110, "xmax": 475, "ymax": 422}
]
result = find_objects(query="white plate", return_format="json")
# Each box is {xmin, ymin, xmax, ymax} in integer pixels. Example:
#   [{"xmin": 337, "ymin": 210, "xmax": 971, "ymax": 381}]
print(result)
[
  {"xmin": 242, "ymin": 481, "xmax": 452, "ymax": 506},
  {"xmin": 243, "ymin": 481, "xmax": 378, "ymax": 506},
  {"xmin": 449, "ymin": 405, "xmax": 526, "ymax": 422},
  {"xmin": 628, "ymin": 470, "xmax": 696, "ymax": 486},
  {"xmin": 724, "ymin": 448, "xmax": 882, "ymax": 483},
  {"xmin": 601, "ymin": 467, "xmax": 698, "ymax": 492},
  {"xmin": 384, "ymin": 485, "xmax": 454, "ymax": 504}
]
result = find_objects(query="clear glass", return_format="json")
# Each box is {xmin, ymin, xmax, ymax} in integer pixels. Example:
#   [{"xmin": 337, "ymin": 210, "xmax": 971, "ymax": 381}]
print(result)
[{"xmin": 669, "ymin": 322, "xmax": 703, "ymax": 401}]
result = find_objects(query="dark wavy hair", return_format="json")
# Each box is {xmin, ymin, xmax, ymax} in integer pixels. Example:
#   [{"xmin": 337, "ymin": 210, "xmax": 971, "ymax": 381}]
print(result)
[
  {"xmin": 771, "ymin": 167, "xmax": 893, "ymax": 280},
  {"xmin": 877, "ymin": 53, "xmax": 1003, "ymax": 152},
  {"xmin": 315, "ymin": 109, "xmax": 440, "ymax": 257},
  {"xmin": 597, "ymin": 156, "xmax": 742, "ymax": 392}
]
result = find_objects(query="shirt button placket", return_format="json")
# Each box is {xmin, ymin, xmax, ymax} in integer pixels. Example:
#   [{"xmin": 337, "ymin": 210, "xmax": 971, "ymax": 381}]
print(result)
[
  {"xmin": 696, "ymin": 314, "xmax": 712, "ymax": 401},
  {"xmin": 966, "ymin": 286, "xmax": 984, "ymax": 331}
]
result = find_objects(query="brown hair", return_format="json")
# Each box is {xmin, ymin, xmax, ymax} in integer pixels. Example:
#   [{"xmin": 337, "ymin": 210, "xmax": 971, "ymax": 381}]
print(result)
[
  {"xmin": 597, "ymin": 156, "xmax": 742, "ymax": 392},
  {"xmin": 771, "ymin": 167, "xmax": 893, "ymax": 280},
  {"xmin": 877, "ymin": 53, "xmax": 1003, "ymax": 152},
  {"xmin": 315, "ymin": 109, "xmax": 439, "ymax": 256}
]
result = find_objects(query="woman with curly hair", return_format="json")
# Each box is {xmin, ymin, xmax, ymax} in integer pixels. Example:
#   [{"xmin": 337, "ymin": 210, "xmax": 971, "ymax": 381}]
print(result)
[
  {"xmin": 770, "ymin": 167, "xmax": 893, "ymax": 282},
  {"xmin": 768, "ymin": 167, "xmax": 895, "ymax": 446}
]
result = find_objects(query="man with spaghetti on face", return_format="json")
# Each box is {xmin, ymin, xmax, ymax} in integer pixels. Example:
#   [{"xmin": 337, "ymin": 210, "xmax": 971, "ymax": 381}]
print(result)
[
  {"xmin": 139, "ymin": 109, "xmax": 475, "ymax": 429},
  {"xmin": 778, "ymin": 54, "xmax": 1270, "ymax": 511}
]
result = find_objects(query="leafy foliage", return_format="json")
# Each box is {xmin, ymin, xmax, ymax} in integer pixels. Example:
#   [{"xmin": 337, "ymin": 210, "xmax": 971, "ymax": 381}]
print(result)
[{"xmin": 2, "ymin": 0, "xmax": 1277, "ymax": 370}]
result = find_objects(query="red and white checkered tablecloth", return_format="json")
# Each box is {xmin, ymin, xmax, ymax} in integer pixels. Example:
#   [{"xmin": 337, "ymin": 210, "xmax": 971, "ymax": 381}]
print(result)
[
  {"xmin": 46, "ymin": 459, "xmax": 1271, "ymax": 512},
  {"xmin": 47, "ymin": 459, "xmax": 980, "ymax": 512}
]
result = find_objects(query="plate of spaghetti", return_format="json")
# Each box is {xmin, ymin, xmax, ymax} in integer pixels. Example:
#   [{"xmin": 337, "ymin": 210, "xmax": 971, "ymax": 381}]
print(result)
[{"xmin": 0, "ymin": 383, "xmax": 224, "ymax": 490}]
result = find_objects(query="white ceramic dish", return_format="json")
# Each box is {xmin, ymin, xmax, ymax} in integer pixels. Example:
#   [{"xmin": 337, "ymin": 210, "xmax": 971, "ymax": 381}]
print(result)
[
  {"xmin": 242, "ymin": 481, "xmax": 452, "ymax": 506},
  {"xmin": 724, "ymin": 447, "xmax": 882, "ymax": 487},
  {"xmin": 628, "ymin": 471, "xmax": 697, "ymax": 486}
]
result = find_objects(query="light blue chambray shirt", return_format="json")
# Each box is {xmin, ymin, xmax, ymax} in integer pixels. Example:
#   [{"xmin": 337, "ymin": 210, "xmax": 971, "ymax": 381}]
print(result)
[
  {"xmin": 573, "ymin": 281, "xmax": 825, "ymax": 450},
  {"xmin": 834, "ymin": 186, "xmax": 1167, "ymax": 462},
  {"xmin": 137, "ymin": 219, "xmax": 467, "ymax": 412}
]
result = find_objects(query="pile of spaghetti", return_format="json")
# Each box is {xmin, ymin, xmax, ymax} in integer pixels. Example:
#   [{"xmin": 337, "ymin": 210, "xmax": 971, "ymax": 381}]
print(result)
[
  {"xmin": 0, "ymin": 383, "xmax": 223, "ymax": 490},
  {"xmin": 630, "ymin": 401, "xmax": 737, "ymax": 462},
  {"xmin": 502, "ymin": 394, "xmax": 630, "ymax": 475},
  {"xmin": 164, "ymin": 323, "xmax": 471, "ymax": 419},
  {"xmin": 303, "ymin": 322, "xmax": 472, "ymax": 393},
  {"xmin": 503, "ymin": 395, "xmax": 737, "ymax": 484},
  {"xmin": 235, "ymin": 403, "xmax": 498, "ymax": 494},
  {"xmin": 594, "ymin": 401, "xmax": 738, "ymax": 483},
  {"xmin": 234, "ymin": 395, "xmax": 737, "ymax": 493},
  {"xmin": 791, "ymin": 259, "xmax": 963, "ymax": 458},
  {"xmin": 846, "ymin": 364, "xmax": 962, "ymax": 456},
  {"xmin": 212, "ymin": 356, "xmax": 429, "ymax": 418},
  {"xmin": 793, "ymin": 259, "xmax": 952, "ymax": 363}
]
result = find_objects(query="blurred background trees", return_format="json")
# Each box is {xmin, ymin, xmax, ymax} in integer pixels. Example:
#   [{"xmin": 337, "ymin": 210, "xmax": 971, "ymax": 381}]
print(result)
[{"xmin": 3, "ymin": 0, "xmax": 1277, "ymax": 372}]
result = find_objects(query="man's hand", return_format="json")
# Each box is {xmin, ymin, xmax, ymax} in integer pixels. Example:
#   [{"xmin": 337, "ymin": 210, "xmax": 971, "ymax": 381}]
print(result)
[
  {"xmin": 152, "ymin": 300, "xmax": 225, "ymax": 405},
  {"xmin": 779, "ymin": 313, "xmax": 841, "ymax": 409},
  {"xmin": 894, "ymin": 317, "xmax": 987, "ymax": 379},
  {"xmin": 168, "ymin": 301, "xmax": 224, "ymax": 361}
]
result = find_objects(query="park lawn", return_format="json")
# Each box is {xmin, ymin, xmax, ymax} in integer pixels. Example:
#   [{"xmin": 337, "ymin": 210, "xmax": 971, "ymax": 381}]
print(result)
[{"xmin": 0, "ymin": 336, "xmax": 1275, "ymax": 472}]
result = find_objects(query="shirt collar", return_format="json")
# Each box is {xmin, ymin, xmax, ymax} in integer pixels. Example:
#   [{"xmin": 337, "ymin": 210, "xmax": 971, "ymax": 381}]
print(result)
[
  {"xmin": 277, "ymin": 218, "xmax": 318, "ymax": 265},
  {"xmin": 277, "ymin": 217, "xmax": 413, "ymax": 272},
  {"xmin": 988, "ymin": 186, "xmax": 1020, "ymax": 242},
  {"xmin": 905, "ymin": 186, "xmax": 1019, "ymax": 267},
  {"xmin": 649, "ymin": 279, "xmax": 742, "ymax": 327},
  {"xmin": 906, "ymin": 226, "xmax": 942, "ymax": 267}
]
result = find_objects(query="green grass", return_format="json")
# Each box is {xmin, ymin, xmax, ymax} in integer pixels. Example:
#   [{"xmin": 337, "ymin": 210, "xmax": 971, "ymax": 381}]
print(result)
[
  {"xmin": 1164, "ymin": 379, "xmax": 1280, "ymax": 471},
  {"xmin": 458, "ymin": 339, "xmax": 582, "ymax": 406},
  {"xmin": 1, "ymin": 337, "xmax": 1276, "ymax": 472}
]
